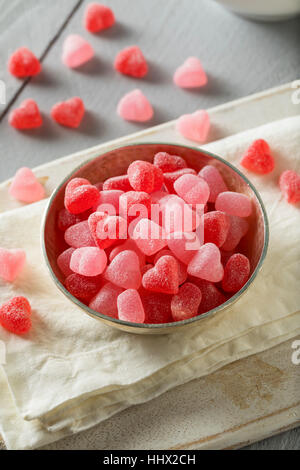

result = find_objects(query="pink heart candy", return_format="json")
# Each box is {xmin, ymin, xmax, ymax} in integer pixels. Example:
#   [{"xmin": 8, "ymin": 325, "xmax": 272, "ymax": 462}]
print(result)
[
  {"xmin": 0, "ymin": 248, "xmax": 26, "ymax": 282},
  {"xmin": 132, "ymin": 218, "xmax": 167, "ymax": 256},
  {"xmin": 167, "ymin": 231, "xmax": 201, "ymax": 265},
  {"xmin": 176, "ymin": 110, "xmax": 210, "ymax": 143},
  {"xmin": 174, "ymin": 57, "xmax": 207, "ymax": 88},
  {"xmin": 62, "ymin": 34, "xmax": 94, "ymax": 68},
  {"xmin": 117, "ymin": 89, "xmax": 153, "ymax": 122},
  {"xmin": 187, "ymin": 243, "xmax": 224, "ymax": 282},
  {"xmin": 104, "ymin": 250, "xmax": 142, "ymax": 290},
  {"xmin": 174, "ymin": 174, "xmax": 210, "ymax": 206},
  {"xmin": 89, "ymin": 283, "xmax": 123, "ymax": 319},
  {"xmin": 117, "ymin": 289, "xmax": 145, "ymax": 323},
  {"xmin": 9, "ymin": 167, "xmax": 45, "ymax": 203},
  {"xmin": 70, "ymin": 247, "xmax": 107, "ymax": 277}
]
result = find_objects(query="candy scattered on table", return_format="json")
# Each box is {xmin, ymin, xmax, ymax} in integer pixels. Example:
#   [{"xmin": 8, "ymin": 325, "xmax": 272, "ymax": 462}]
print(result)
[
  {"xmin": 171, "ymin": 282, "xmax": 202, "ymax": 321},
  {"xmin": 117, "ymin": 89, "xmax": 154, "ymax": 122},
  {"xmin": 173, "ymin": 57, "xmax": 207, "ymax": 89},
  {"xmin": 84, "ymin": 3, "xmax": 115, "ymax": 33},
  {"xmin": 114, "ymin": 46, "xmax": 148, "ymax": 77},
  {"xmin": 62, "ymin": 34, "xmax": 94, "ymax": 68},
  {"xmin": 279, "ymin": 170, "xmax": 300, "ymax": 204},
  {"xmin": 55, "ymin": 151, "xmax": 255, "ymax": 324},
  {"xmin": 176, "ymin": 110, "xmax": 210, "ymax": 143},
  {"xmin": 9, "ymin": 99, "xmax": 43, "ymax": 130},
  {"xmin": 89, "ymin": 282, "xmax": 122, "ymax": 318},
  {"xmin": 8, "ymin": 47, "xmax": 41, "ymax": 78},
  {"xmin": 0, "ymin": 248, "xmax": 26, "ymax": 283},
  {"xmin": 0, "ymin": 297, "xmax": 31, "ymax": 335},
  {"xmin": 222, "ymin": 253, "xmax": 250, "ymax": 293},
  {"xmin": 241, "ymin": 139, "xmax": 275, "ymax": 175},
  {"xmin": 215, "ymin": 191, "xmax": 252, "ymax": 217},
  {"xmin": 9, "ymin": 167, "xmax": 45, "ymax": 203},
  {"xmin": 51, "ymin": 97, "xmax": 85, "ymax": 128},
  {"xmin": 117, "ymin": 289, "xmax": 145, "ymax": 323}
]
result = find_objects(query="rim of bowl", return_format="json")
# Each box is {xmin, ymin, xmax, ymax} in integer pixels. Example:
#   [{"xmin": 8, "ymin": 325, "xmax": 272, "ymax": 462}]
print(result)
[{"xmin": 41, "ymin": 142, "xmax": 269, "ymax": 331}]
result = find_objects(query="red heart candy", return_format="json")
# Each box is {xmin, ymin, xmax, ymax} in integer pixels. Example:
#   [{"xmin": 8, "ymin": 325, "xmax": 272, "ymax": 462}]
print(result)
[
  {"xmin": 114, "ymin": 46, "xmax": 148, "ymax": 78},
  {"xmin": 241, "ymin": 139, "xmax": 275, "ymax": 174},
  {"xmin": 8, "ymin": 47, "xmax": 41, "ymax": 78},
  {"xmin": 171, "ymin": 282, "xmax": 202, "ymax": 321},
  {"xmin": 51, "ymin": 97, "xmax": 85, "ymax": 128},
  {"xmin": 279, "ymin": 170, "xmax": 300, "ymax": 204},
  {"xmin": 0, "ymin": 296, "xmax": 31, "ymax": 335},
  {"xmin": 142, "ymin": 255, "xmax": 179, "ymax": 294},
  {"xmin": 163, "ymin": 168, "xmax": 196, "ymax": 192},
  {"xmin": 127, "ymin": 160, "xmax": 163, "ymax": 193},
  {"xmin": 119, "ymin": 191, "xmax": 151, "ymax": 222},
  {"xmin": 65, "ymin": 178, "xmax": 100, "ymax": 214},
  {"xmin": 88, "ymin": 212, "xmax": 127, "ymax": 249},
  {"xmin": 9, "ymin": 99, "xmax": 42, "ymax": 130},
  {"xmin": 84, "ymin": 3, "xmax": 115, "ymax": 33}
]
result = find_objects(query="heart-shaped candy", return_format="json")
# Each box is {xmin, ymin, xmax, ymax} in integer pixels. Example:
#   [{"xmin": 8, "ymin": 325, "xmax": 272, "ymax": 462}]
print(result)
[
  {"xmin": 62, "ymin": 34, "xmax": 94, "ymax": 68},
  {"xmin": 241, "ymin": 139, "xmax": 275, "ymax": 174},
  {"xmin": 0, "ymin": 296, "xmax": 32, "ymax": 335},
  {"xmin": 9, "ymin": 99, "xmax": 42, "ymax": 130},
  {"xmin": 167, "ymin": 231, "xmax": 201, "ymax": 265},
  {"xmin": 8, "ymin": 47, "xmax": 41, "ymax": 78},
  {"xmin": 176, "ymin": 110, "xmax": 210, "ymax": 143},
  {"xmin": 174, "ymin": 57, "xmax": 207, "ymax": 88},
  {"xmin": 65, "ymin": 178, "xmax": 99, "ymax": 214},
  {"xmin": 9, "ymin": 167, "xmax": 45, "ymax": 203},
  {"xmin": 104, "ymin": 250, "xmax": 142, "ymax": 290},
  {"xmin": 132, "ymin": 218, "xmax": 167, "ymax": 256},
  {"xmin": 70, "ymin": 247, "xmax": 107, "ymax": 277},
  {"xmin": 84, "ymin": 3, "xmax": 115, "ymax": 33},
  {"xmin": 171, "ymin": 282, "xmax": 202, "ymax": 321},
  {"xmin": 114, "ymin": 46, "xmax": 148, "ymax": 78},
  {"xmin": 117, "ymin": 89, "xmax": 153, "ymax": 122},
  {"xmin": 88, "ymin": 212, "xmax": 127, "ymax": 249},
  {"xmin": 187, "ymin": 243, "xmax": 224, "ymax": 282},
  {"xmin": 117, "ymin": 289, "xmax": 145, "ymax": 323},
  {"xmin": 174, "ymin": 174, "xmax": 210, "ymax": 206},
  {"xmin": 279, "ymin": 170, "xmax": 300, "ymax": 204},
  {"xmin": 51, "ymin": 97, "xmax": 85, "ymax": 128},
  {"xmin": 142, "ymin": 255, "xmax": 179, "ymax": 294},
  {"xmin": 0, "ymin": 248, "xmax": 26, "ymax": 283}
]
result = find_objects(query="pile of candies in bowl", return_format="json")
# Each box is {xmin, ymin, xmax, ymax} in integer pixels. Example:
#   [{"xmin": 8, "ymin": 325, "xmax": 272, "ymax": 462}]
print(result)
[{"xmin": 42, "ymin": 143, "xmax": 268, "ymax": 334}]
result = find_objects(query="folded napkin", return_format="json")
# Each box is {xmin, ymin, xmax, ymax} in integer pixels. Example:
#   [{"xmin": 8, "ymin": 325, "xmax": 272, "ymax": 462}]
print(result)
[{"xmin": 0, "ymin": 116, "xmax": 299, "ymax": 450}]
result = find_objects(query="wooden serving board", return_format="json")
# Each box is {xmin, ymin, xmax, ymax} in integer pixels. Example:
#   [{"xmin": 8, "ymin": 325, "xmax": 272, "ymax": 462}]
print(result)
[{"xmin": 0, "ymin": 83, "xmax": 299, "ymax": 450}]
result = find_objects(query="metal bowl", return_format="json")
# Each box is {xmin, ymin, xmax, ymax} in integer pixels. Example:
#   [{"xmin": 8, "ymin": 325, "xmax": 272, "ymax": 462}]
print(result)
[{"xmin": 41, "ymin": 143, "xmax": 269, "ymax": 335}]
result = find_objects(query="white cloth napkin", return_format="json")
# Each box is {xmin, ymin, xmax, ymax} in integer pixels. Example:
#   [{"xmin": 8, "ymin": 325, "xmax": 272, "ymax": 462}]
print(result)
[{"xmin": 0, "ymin": 116, "xmax": 299, "ymax": 450}]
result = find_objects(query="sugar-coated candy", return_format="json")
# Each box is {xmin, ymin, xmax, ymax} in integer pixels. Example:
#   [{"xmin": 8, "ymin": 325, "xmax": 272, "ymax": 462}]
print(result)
[
  {"xmin": 97, "ymin": 190, "xmax": 124, "ymax": 214},
  {"xmin": 173, "ymin": 57, "xmax": 207, "ymax": 88},
  {"xmin": 0, "ymin": 248, "xmax": 26, "ymax": 283},
  {"xmin": 9, "ymin": 167, "xmax": 45, "ymax": 203},
  {"xmin": 132, "ymin": 218, "xmax": 167, "ymax": 256},
  {"xmin": 117, "ymin": 289, "xmax": 145, "ymax": 323},
  {"xmin": 9, "ymin": 99, "xmax": 42, "ymax": 130},
  {"xmin": 0, "ymin": 297, "xmax": 31, "ymax": 335},
  {"xmin": 57, "ymin": 248, "xmax": 75, "ymax": 277},
  {"xmin": 57, "ymin": 208, "xmax": 86, "ymax": 232},
  {"xmin": 109, "ymin": 239, "xmax": 145, "ymax": 268},
  {"xmin": 89, "ymin": 282, "xmax": 122, "ymax": 318},
  {"xmin": 222, "ymin": 253, "xmax": 250, "ymax": 293},
  {"xmin": 103, "ymin": 174, "xmax": 132, "ymax": 192},
  {"xmin": 104, "ymin": 250, "xmax": 142, "ymax": 290},
  {"xmin": 65, "ymin": 178, "xmax": 99, "ymax": 214},
  {"xmin": 51, "ymin": 97, "xmax": 85, "ymax": 128},
  {"xmin": 141, "ymin": 264, "xmax": 153, "ymax": 275},
  {"xmin": 154, "ymin": 250, "xmax": 187, "ymax": 285},
  {"xmin": 159, "ymin": 194, "xmax": 200, "ymax": 233},
  {"xmin": 142, "ymin": 255, "xmax": 179, "ymax": 294},
  {"xmin": 241, "ymin": 139, "xmax": 275, "ymax": 175},
  {"xmin": 8, "ymin": 47, "xmax": 41, "ymax": 78},
  {"xmin": 198, "ymin": 165, "xmax": 228, "ymax": 203},
  {"xmin": 141, "ymin": 291, "xmax": 172, "ymax": 324},
  {"xmin": 65, "ymin": 273, "xmax": 102, "ymax": 302},
  {"xmin": 221, "ymin": 215, "xmax": 249, "ymax": 251},
  {"xmin": 190, "ymin": 278, "xmax": 226, "ymax": 314},
  {"xmin": 128, "ymin": 160, "xmax": 163, "ymax": 194},
  {"xmin": 187, "ymin": 243, "xmax": 224, "ymax": 282},
  {"xmin": 163, "ymin": 168, "xmax": 196, "ymax": 192},
  {"xmin": 119, "ymin": 191, "xmax": 151, "ymax": 222},
  {"xmin": 167, "ymin": 231, "xmax": 201, "ymax": 265},
  {"xmin": 117, "ymin": 89, "xmax": 154, "ymax": 122},
  {"xmin": 215, "ymin": 191, "xmax": 252, "ymax": 217},
  {"xmin": 153, "ymin": 152, "xmax": 187, "ymax": 173},
  {"xmin": 279, "ymin": 170, "xmax": 300, "ymax": 204},
  {"xmin": 171, "ymin": 282, "xmax": 202, "ymax": 322},
  {"xmin": 114, "ymin": 46, "xmax": 148, "ymax": 78},
  {"xmin": 84, "ymin": 3, "xmax": 115, "ymax": 32},
  {"xmin": 174, "ymin": 174, "xmax": 210, "ymax": 206},
  {"xmin": 70, "ymin": 247, "xmax": 107, "ymax": 276},
  {"xmin": 203, "ymin": 210, "xmax": 230, "ymax": 247},
  {"xmin": 62, "ymin": 35, "xmax": 94, "ymax": 68},
  {"xmin": 88, "ymin": 212, "xmax": 127, "ymax": 249},
  {"xmin": 65, "ymin": 220, "xmax": 96, "ymax": 248},
  {"xmin": 176, "ymin": 110, "xmax": 210, "ymax": 143}
]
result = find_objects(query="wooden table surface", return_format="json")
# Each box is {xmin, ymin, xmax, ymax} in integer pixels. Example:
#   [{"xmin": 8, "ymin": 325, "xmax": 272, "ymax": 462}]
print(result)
[{"xmin": 0, "ymin": 0, "xmax": 299, "ymax": 450}]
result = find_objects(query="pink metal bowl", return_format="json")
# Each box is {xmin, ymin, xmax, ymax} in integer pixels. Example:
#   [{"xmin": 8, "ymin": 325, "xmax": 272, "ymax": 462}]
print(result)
[{"xmin": 41, "ymin": 143, "xmax": 269, "ymax": 335}]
